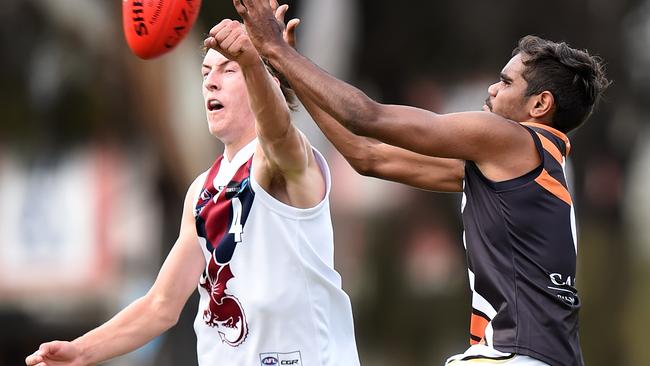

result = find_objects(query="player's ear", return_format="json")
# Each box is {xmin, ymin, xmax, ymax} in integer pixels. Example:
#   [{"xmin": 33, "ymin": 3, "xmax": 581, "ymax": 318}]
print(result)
[{"xmin": 530, "ymin": 91, "xmax": 554, "ymax": 119}]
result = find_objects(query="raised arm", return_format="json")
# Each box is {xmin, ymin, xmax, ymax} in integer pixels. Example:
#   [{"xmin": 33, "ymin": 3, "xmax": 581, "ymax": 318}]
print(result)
[
  {"xmin": 298, "ymin": 83, "xmax": 464, "ymax": 192},
  {"xmin": 232, "ymin": 0, "xmax": 539, "ymax": 182},
  {"xmin": 26, "ymin": 178, "xmax": 206, "ymax": 366},
  {"xmin": 265, "ymin": 5, "xmax": 463, "ymax": 192},
  {"xmin": 205, "ymin": 19, "xmax": 325, "ymax": 208}
]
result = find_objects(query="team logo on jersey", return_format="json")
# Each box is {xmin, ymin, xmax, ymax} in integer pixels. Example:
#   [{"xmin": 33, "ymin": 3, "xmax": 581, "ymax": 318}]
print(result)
[
  {"xmin": 200, "ymin": 188, "xmax": 213, "ymax": 201},
  {"xmin": 195, "ymin": 188, "xmax": 215, "ymax": 216},
  {"xmin": 200, "ymin": 252, "xmax": 249, "ymax": 346},
  {"xmin": 547, "ymin": 272, "xmax": 578, "ymax": 306},
  {"xmin": 259, "ymin": 352, "xmax": 302, "ymax": 366},
  {"xmin": 197, "ymin": 172, "xmax": 254, "ymax": 347}
]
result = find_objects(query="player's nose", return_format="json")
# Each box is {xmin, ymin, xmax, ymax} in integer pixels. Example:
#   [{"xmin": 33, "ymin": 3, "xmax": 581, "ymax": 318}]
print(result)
[
  {"xmin": 204, "ymin": 72, "xmax": 221, "ymax": 91},
  {"xmin": 487, "ymin": 81, "xmax": 499, "ymax": 96}
]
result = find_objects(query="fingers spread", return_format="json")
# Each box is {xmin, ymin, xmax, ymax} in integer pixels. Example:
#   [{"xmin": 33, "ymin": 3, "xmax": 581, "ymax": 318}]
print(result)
[
  {"xmin": 275, "ymin": 4, "xmax": 289, "ymax": 24},
  {"xmin": 285, "ymin": 18, "xmax": 300, "ymax": 48},
  {"xmin": 287, "ymin": 18, "xmax": 300, "ymax": 32}
]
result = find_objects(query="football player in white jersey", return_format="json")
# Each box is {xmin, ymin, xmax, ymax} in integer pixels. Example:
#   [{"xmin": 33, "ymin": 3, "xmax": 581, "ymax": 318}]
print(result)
[{"xmin": 25, "ymin": 12, "xmax": 359, "ymax": 366}]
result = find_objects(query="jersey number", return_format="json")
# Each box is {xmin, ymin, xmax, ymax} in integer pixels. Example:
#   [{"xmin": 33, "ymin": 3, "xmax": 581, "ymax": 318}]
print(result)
[{"xmin": 228, "ymin": 197, "xmax": 243, "ymax": 243}]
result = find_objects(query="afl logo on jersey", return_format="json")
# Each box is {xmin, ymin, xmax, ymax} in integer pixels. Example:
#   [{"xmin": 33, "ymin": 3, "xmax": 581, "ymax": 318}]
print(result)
[
  {"xmin": 260, "ymin": 352, "xmax": 302, "ymax": 366},
  {"xmin": 261, "ymin": 356, "xmax": 278, "ymax": 365}
]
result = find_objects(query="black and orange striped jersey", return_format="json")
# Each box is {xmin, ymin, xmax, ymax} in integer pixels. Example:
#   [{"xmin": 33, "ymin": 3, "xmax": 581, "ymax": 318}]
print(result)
[{"xmin": 461, "ymin": 122, "xmax": 583, "ymax": 366}]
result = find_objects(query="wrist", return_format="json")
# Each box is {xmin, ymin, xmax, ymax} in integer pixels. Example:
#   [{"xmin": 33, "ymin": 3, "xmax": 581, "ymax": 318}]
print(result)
[
  {"xmin": 259, "ymin": 37, "xmax": 290, "ymax": 63},
  {"xmin": 71, "ymin": 337, "xmax": 91, "ymax": 366},
  {"xmin": 239, "ymin": 57, "xmax": 266, "ymax": 73}
]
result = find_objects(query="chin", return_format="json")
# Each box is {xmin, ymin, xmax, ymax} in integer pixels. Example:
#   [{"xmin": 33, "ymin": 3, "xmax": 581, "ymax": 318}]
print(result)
[{"xmin": 207, "ymin": 121, "xmax": 226, "ymax": 139}]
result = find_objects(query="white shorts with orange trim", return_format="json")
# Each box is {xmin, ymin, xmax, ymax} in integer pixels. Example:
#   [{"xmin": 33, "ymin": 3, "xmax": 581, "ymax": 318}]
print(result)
[{"xmin": 445, "ymin": 345, "xmax": 550, "ymax": 365}]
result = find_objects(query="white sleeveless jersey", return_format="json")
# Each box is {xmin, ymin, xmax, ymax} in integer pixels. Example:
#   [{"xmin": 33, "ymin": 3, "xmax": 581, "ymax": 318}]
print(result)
[{"xmin": 192, "ymin": 140, "xmax": 359, "ymax": 366}]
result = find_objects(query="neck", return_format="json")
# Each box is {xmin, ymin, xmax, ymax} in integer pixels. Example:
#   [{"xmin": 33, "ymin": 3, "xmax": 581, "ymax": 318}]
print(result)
[
  {"xmin": 523, "ymin": 114, "xmax": 554, "ymax": 126},
  {"xmin": 223, "ymin": 136, "xmax": 256, "ymax": 161}
]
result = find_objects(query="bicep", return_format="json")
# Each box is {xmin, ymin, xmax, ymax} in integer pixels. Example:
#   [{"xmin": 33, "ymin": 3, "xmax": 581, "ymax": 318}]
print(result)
[{"xmin": 364, "ymin": 105, "xmax": 529, "ymax": 163}]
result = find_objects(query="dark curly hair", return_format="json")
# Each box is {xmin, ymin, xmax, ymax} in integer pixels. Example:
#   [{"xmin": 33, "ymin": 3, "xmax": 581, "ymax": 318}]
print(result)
[
  {"xmin": 513, "ymin": 35, "xmax": 610, "ymax": 133},
  {"xmin": 261, "ymin": 57, "xmax": 299, "ymax": 112}
]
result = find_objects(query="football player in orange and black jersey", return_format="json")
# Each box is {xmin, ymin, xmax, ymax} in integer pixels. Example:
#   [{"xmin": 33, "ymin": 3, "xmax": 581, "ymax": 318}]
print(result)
[{"xmin": 232, "ymin": 1, "xmax": 610, "ymax": 365}]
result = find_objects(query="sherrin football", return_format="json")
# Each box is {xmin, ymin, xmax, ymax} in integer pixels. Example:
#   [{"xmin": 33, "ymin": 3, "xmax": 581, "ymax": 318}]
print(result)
[{"xmin": 122, "ymin": 0, "xmax": 202, "ymax": 59}]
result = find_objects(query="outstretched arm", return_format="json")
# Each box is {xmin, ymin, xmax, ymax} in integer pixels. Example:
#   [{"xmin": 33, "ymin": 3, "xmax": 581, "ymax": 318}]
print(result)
[
  {"xmin": 26, "ymin": 179, "xmax": 206, "ymax": 366},
  {"xmin": 231, "ymin": 0, "xmax": 538, "ymax": 182},
  {"xmin": 205, "ymin": 19, "xmax": 325, "ymax": 208},
  {"xmin": 264, "ymin": 2, "xmax": 464, "ymax": 192},
  {"xmin": 302, "ymin": 95, "xmax": 464, "ymax": 192}
]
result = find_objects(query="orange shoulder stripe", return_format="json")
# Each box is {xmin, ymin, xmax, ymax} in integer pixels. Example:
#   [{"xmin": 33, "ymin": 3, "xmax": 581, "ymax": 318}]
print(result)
[
  {"xmin": 535, "ymin": 169, "xmax": 572, "ymax": 206},
  {"xmin": 537, "ymin": 132, "xmax": 564, "ymax": 165},
  {"xmin": 522, "ymin": 122, "xmax": 571, "ymax": 156}
]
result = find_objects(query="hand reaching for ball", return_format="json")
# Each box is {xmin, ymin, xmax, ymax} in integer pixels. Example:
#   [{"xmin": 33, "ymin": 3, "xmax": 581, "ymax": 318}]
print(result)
[
  {"xmin": 204, "ymin": 1, "xmax": 300, "ymax": 64},
  {"xmin": 204, "ymin": 20, "xmax": 261, "ymax": 68}
]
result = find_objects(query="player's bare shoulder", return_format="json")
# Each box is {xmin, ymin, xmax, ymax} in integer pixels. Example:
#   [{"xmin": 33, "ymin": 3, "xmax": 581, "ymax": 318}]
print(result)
[
  {"xmin": 252, "ymin": 135, "xmax": 326, "ymax": 209},
  {"xmin": 186, "ymin": 170, "xmax": 211, "ymax": 208}
]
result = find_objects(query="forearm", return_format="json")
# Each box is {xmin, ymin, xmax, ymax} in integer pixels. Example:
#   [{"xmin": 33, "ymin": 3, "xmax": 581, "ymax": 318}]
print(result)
[
  {"xmin": 297, "ymin": 89, "xmax": 379, "ymax": 174},
  {"xmin": 73, "ymin": 294, "xmax": 176, "ymax": 365},
  {"xmin": 241, "ymin": 61, "xmax": 291, "ymax": 143},
  {"xmin": 263, "ymin": 43, "xmax": 377, "ymax": 137},
  {"xmin": 298, "ymin": 90, "xmax": 463, "ymax": 191}
]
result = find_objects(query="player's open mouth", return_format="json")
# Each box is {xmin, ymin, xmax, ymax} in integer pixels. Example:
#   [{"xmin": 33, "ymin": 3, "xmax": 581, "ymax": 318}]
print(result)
[{"xmin": 207, "ymin": 99, "xmax": 224, "ymax": 112}]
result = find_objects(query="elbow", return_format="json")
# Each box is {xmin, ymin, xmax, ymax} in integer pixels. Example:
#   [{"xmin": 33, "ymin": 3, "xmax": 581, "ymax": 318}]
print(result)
[
  {"xmin": 345, "ymin": 149, "xmax": 380, "ymax": 178},
  {"xmin": 146, "ymin": 294, "xmax": 181, "ymax": 330},
  {"xmin": 348, "ymin": 159, "xmax": 373, "ymax": 177}
]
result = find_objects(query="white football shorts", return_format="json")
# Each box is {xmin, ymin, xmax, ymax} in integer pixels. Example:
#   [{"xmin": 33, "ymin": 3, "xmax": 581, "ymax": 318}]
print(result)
[{"xmin": 445, "ymin": 345, "xmax": 550, "ymax": 365}]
